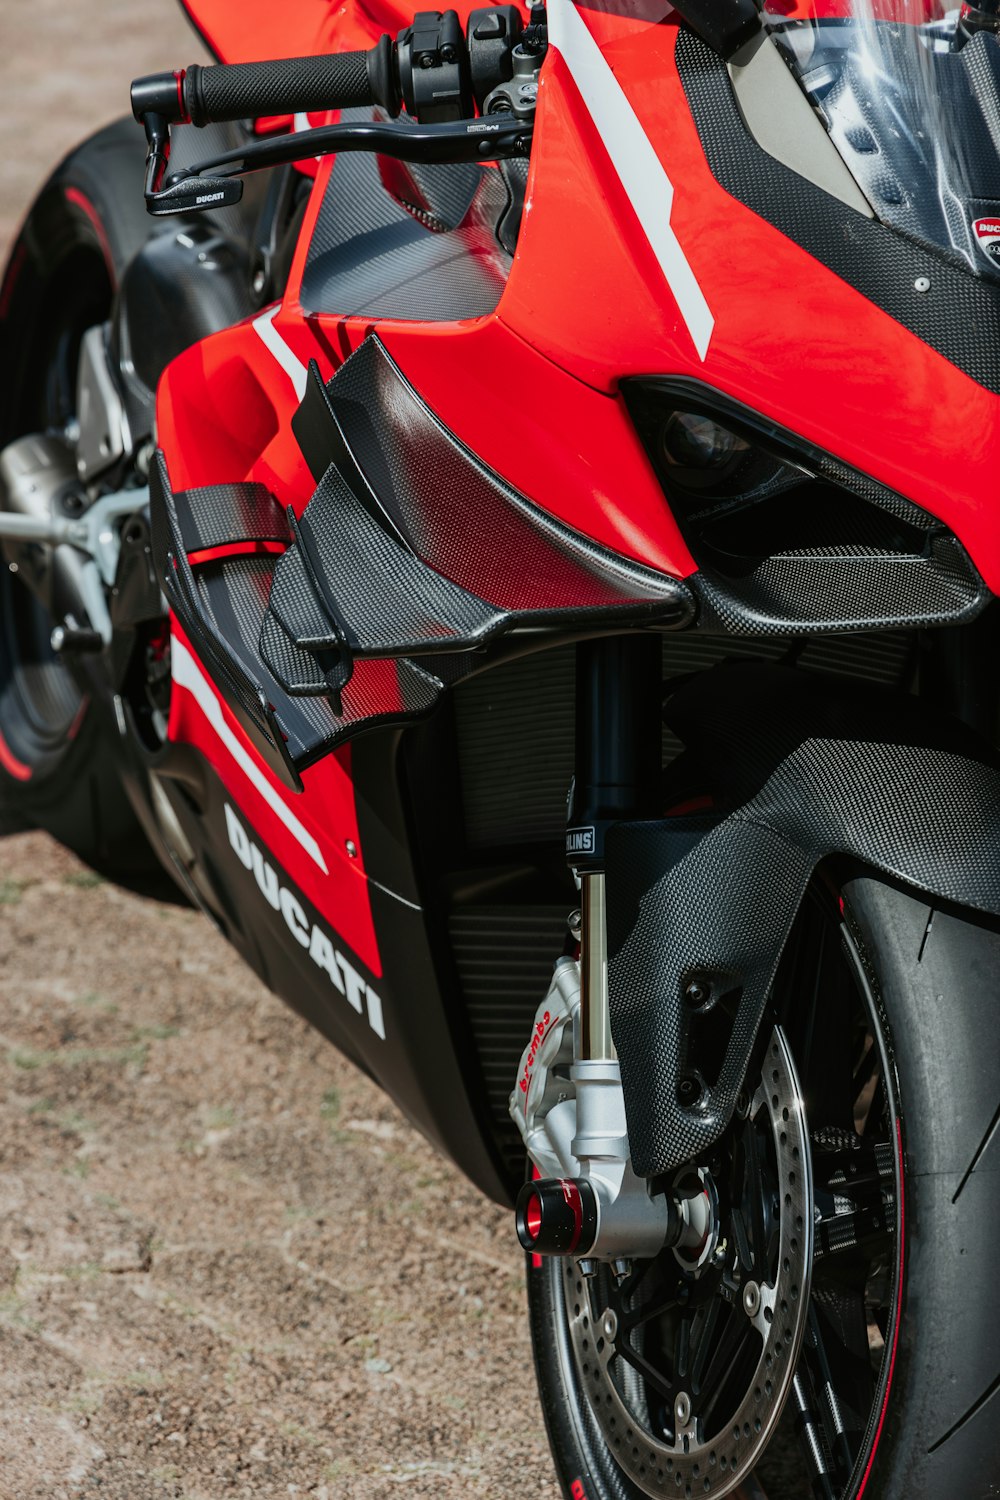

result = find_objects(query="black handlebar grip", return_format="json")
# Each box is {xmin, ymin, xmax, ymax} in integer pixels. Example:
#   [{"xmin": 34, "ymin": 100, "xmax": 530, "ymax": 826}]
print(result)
[{"xmin": 183, "ymin": 43, "xmax": 397, "ymax": 127}]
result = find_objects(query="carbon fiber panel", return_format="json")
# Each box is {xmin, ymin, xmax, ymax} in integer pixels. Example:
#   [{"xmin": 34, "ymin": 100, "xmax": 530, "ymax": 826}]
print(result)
[
  {"xmin": 301, "ymin": 110, "xmax": 511, "ymax": 320},
  {"xmin": 677, "ymin": 31, "xmax": 1000, "ymax": 393},
  {"xmin": 174, "ymin": 481, "xmax": 291, "ymax": 552},
  {"xmin": 150, "ymin": 453, "xmax": 301, "ymax": 787},
  {"xmin": 607, "ymin": 661, "xmax": 1000, "ymax": 1176},
  {"xmin": 691, "ymin": 535, "xmax": 985, "ymax": 635},
  {"xmin": 262, "ymin": 339, "xmax": 692, "ymax": 718}
]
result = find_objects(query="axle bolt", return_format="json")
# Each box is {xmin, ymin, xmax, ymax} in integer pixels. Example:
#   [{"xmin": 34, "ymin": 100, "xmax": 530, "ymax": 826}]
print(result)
[
  {"xmin": 683, "ymin": 977, "xmax": 712, "ymax": 1008},
  {"xmin": 677, "ymin": 1073, "xmax": 702, "ymax": 1107}
]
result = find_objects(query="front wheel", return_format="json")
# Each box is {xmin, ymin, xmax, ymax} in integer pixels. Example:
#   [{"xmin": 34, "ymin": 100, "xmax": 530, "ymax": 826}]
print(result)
[{"xmin": 528, "ymin": 870, "xmax": 1000, "ymax": 1499}]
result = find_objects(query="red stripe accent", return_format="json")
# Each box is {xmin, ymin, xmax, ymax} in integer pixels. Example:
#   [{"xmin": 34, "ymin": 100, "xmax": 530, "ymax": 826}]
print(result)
[
  {"xmin": 531, "ymin": 1164, "xmax": 543, "ymax": 1270},
  {"xmin": 666, "ymin": 794, "xmax": 714, "ymax": 816},
  {"xmin": 561, "ymin": 1179, "xmax": 584, "ymax": 1255},
  {"xmin": 175, "ymin": 70, "xmax": 191, "ymax": 124},
  {"xmin": 63, "ymin": 188, "xmax": 115, "ymax": 285},
  {"xmin": 0, "ymin": 242, "xmax": 27, "ymax": 321},
  {"xmin": 0, "ymin": 727, "xmax": 31, "ymax": 781},
  {"xmin": 186, "ymin": 539, "xmax": 287, "ymax": 567},
  {"xmin": 857, "ymin": 1117, "xmax": 906, "ymax": 1498},
  {"xmin": 66, "ymin": 697, "xmax": 90, "ymax": 743}
]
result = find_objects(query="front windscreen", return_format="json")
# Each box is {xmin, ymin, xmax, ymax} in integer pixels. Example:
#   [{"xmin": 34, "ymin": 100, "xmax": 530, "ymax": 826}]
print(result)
[{"xmin": 761, "ymin": 1, "xmax": 1000, "ymax": 278}]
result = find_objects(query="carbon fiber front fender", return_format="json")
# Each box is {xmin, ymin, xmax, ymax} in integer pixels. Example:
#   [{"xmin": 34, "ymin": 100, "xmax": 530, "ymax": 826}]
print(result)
[{"xmin": 606, "ymin": 661, "xmax": 1000, "ymax": 1177}]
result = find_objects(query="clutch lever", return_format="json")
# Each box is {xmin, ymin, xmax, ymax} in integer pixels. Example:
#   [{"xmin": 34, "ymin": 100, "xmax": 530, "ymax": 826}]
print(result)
[{"xmin": 141, "ymin": 116, "xmax": 531, "ymax": 218}]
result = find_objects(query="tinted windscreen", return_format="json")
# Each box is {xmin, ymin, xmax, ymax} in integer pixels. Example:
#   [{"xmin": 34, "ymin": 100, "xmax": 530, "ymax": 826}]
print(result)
[{"xmin": 764, "ymin": 3, "xmax": 1000, "ymax": 278}]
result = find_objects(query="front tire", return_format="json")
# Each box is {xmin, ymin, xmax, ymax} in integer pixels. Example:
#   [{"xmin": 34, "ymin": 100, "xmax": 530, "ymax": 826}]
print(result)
[{"xmin": 528, "ymin": 870, "xmax": 1000, "ymax": 1499}]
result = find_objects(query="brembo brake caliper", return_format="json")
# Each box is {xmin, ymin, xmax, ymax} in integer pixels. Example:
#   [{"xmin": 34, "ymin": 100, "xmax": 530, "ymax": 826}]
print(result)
[
  {"xmin": 510, "ymin": 955, "xmax": 714, "ymax": 1264},
  {"xmin": 510, "ymin": 638, "xmax": 715, "ymax": 1269}
]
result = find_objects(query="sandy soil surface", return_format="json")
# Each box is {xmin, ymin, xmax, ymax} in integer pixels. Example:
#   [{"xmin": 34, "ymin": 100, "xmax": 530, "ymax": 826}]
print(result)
[
  {"xmin": 0, "ymin": 832, "xmax": 557, "ymax": 1500},
  {"xmin": 0, "ymin": 6, "xmax": 559, "ymax": 1496}
]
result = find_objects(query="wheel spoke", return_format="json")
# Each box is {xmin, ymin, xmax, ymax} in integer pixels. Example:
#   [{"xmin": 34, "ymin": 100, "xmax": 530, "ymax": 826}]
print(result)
[
  {"xmin": 805, "ymin": 1306, "xmax": 858, "ymax": 1481},
  {"xmin": 689, "ymin": 1296, "xmax": 723, "ymax": 1395},
  {"xmin": 697, "ymin": 1307, "xmax": 754, "ymax": 1427},
  {"xmin": 790, "ymin": 1370, "xmax": 838, "ymax": 1500}
]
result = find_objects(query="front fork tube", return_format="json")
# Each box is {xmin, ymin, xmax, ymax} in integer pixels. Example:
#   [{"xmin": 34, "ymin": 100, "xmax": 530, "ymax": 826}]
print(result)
[
  {"xmin": 571, "ymin": 634, "xmax": 662, "ymax": 1065},
  {"xmin": 516, "ymin": 637, "xmax": 708, "ymax": 1260},
  {"xmin": 568, "ymin": 638, "xmax": 669, "ymax": 1257}
]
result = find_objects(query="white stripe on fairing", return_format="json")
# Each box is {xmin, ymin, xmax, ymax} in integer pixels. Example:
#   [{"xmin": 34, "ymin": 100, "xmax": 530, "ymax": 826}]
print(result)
[
  {"xmin": 545, "ymin": 0, "xmax": 715, "ymax": 360},
  {"xmin": 171, "ymin": 636, "xmax": 329, "ymax": 874},
  {"xmin": 252, "ymin": 304, "xmax": 308, "ymax": 399}
]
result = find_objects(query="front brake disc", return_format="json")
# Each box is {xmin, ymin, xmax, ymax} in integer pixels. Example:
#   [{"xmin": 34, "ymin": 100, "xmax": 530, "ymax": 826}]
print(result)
[{"xmin": 564, "ymin": 1023, "xmax": 813, "ymax": 1498}]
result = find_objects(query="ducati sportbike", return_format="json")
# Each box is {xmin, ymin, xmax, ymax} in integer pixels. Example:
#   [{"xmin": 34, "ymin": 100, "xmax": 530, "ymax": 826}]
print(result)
[{"xmin": 3, "ymin": 0, "xmax": 1000, "ymax": 1493}]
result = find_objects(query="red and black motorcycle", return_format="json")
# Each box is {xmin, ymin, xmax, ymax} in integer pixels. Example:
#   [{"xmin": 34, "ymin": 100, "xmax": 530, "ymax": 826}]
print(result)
[{"xmin": 3, "ymin": 0, "xmax": 1000, "ymax": 1493}]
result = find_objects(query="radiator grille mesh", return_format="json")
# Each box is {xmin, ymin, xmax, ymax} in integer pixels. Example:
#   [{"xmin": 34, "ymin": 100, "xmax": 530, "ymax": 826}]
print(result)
[
  {"xmin": 452, "ymin": 634, "xmax": 912, "ymax": 850},
  {"xmin": 449, "ymin": 904, "xmax": 570, "ymax": 1181}
]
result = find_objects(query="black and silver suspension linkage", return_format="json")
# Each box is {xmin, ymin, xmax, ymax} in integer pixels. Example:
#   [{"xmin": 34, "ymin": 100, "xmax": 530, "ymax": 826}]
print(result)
[
  {"xmin": 516, "ymin": 635, "xmax": 671, "ymax": 1264},
  {"xmin": 130, "ymin": 7, "xmax": 543, "ymax": 217}
]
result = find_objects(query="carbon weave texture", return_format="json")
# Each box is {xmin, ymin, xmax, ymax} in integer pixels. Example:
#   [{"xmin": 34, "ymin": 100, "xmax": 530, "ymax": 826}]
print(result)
[
  {"xmin": 151, "ymin": 454, "xmax": 451, "ymax": 768},
  {"xmin": 677, "ymin": 31, "xmax": 1000, "ymax": 394},
  {"xmin": 174, "ymin": 482, "xmax": 291, "ymax": 553},
  {"xmin": 807, "ymin": 28, "xmax": 1000, "ymax": 281},
  {"xmin": 607, "ymin": 661, "xmax": 1000, "ymax": 1176},
  {"xmin": 267, "ymin": 461, "xmax": 500, "ymax": 655},
  {"xmin": 259, "ymin": 611, "xmax": 327, "ymax": 692},
  {"xmin": 323, "ymin": 338, "xmax": 689, "ymax": 618},
  {"xmin": 190, "ymin": 53, "xmax": 372, "ymax": 126},
  {"xmin": 150, "ymin": 454, "xmax": 304, "ymax": 787},
  {"xmin": 301, "ymin": 110, "xmax": 510, "ymax": 320},
  {"xmin": 261, "ymin": 341, "xmax": 690, "ymax": 729},
  {"xmin": 191, "ymin": 558, "xmax": 339, "ymax": 759},
  {"xmin": 195, "ymin": 558, "xmax": 445, "ymax": 754},
  {"xmin": 692, "ymin": 536, "xmax": 986, "ymax": 635}
]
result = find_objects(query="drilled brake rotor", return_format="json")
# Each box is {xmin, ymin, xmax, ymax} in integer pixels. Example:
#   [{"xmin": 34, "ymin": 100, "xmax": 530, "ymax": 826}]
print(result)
[{"xmin": 564, "ymin": 1023, "xmax": 813, "ymax": 1498}]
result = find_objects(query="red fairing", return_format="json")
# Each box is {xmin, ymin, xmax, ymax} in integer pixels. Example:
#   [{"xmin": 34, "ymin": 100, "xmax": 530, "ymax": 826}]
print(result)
[
  {"xmin": 173, "ymin": 0, "xmax": 1000, "ymax": 592},
  {"xmin": 489, "ymin": 3, "xmax": 1000, "ymax": 591},
  {"xmin": 155, "ymin": 0, "xmax": 1000, "ymax": 967},
  {"xmin": 167, "ymin": 614, "xmax": 380, "ymax": 975}
]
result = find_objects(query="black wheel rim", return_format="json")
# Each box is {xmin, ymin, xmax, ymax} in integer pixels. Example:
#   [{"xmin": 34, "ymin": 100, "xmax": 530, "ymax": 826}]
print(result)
[
  {"xmin": 0, "ymin": 239, "xmax": 111, "ymax": 775},
  {"xmin": 552, "ymin": 874, "xmax": 904, "ymax": 1500}
]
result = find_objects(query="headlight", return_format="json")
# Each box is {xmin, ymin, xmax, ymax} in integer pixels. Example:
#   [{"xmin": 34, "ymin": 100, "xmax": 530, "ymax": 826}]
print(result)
[{"xmin": 622, "ymin": 377, "xmax": 984, "ymax": 634}]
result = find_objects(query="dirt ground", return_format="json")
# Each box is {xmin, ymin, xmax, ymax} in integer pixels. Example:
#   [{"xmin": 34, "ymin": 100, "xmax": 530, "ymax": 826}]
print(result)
[
  {"xmin": 0, "ymin": 832, "xmax": 558, "ymax": 1500},
  {"xmin": 0, "ymin": 5, "xmax": 559, "ymax": 1497}
]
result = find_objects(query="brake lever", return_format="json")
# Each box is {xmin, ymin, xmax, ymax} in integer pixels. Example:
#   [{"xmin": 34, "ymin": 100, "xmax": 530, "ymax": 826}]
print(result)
[{"xmin": 143, "ymin": 116, "xmax": 530, "ymax": 217}]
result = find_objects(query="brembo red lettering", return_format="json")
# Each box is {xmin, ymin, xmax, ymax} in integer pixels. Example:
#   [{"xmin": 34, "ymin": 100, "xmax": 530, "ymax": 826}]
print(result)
[{"xmin": 518, "ymin": 1010, "xmax": 557, "ymax": 1100}]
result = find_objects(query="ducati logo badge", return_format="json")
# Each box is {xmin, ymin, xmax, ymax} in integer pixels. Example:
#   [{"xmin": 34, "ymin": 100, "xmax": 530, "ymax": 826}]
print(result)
[{"xmin": 972, "ymin": 216, "xmax": 1000, "ymax": 266}]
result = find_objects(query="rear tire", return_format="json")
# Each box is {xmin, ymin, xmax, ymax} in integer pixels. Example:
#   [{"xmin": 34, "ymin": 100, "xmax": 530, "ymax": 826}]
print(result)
[
  {"xmin": 0, "ymin": 120, "xmax": 160, "ymax": 877},
  {"xmin": 527, "ymin": 870, "xmax": 1000, "ymax": 1499}
]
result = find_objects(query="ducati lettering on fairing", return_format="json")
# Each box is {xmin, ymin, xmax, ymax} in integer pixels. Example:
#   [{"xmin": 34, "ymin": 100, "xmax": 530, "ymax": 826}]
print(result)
[
  {"xmin": 973, "ymin": 216, "xmax": 1000, "ymax": 265},
  {"xmin": 224, "ymin": 804, "xmax": 385, "ymax": 1040}
]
